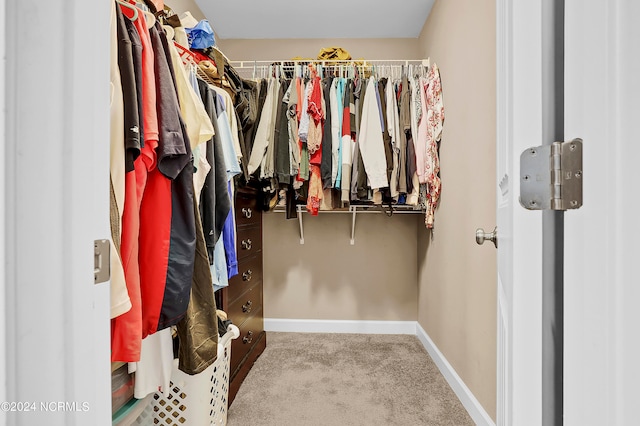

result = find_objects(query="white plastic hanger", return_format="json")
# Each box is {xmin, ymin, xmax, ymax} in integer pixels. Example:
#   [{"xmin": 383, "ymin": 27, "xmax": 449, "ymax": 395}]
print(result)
[
  {"xmin": 143, "ymin": 10, "xmax": 156, "ymax": 29},
  {"xmin": 115, "ymin": 0, "xmax": 139, "ymax": 21}
]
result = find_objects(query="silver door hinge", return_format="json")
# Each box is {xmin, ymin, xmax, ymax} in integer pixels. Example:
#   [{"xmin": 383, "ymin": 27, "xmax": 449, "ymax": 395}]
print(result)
[
  {"xmin": 520, "ymin": 138, "xmax": 583, "ymax": 211},
  {"xmin": 94, "ymin": 239, "xmax": 110, "ymax": 284}
]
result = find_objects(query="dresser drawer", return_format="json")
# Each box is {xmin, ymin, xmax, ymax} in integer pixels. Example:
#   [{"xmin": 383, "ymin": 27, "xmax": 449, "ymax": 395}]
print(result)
[
  {"xmin": 236, "ymin": 225, "xmax": 262, "ymax": 261},
  {"xmin": 226, "ymin": 283, "xmax": 263, "ymax": 331},
  {"xmin": 235, "ymin": 192, "xmax": 260, "ymax": 228},
  {"xmin": 230, "ymin": 310, "xmax": 264, "ymax": 375},
  {"xmin": 228, "ymin": 255, "xmax": 263, "ymax": 303}
]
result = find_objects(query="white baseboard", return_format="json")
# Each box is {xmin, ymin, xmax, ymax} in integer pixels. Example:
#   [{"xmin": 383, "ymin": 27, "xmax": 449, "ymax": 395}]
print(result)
[
  {"xmin": 264, "ymin": 318, "xmax": 417, "ymax": 335},
  {"xmin": 415, "ymin": 322, "xmax": 495, "ymax": 426}
]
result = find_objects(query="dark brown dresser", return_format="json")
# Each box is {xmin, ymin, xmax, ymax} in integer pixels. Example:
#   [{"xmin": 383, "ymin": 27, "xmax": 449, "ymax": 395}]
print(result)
[{"xmin": 217, "ymin": 186, "xmax": 266, "ymax": 405}]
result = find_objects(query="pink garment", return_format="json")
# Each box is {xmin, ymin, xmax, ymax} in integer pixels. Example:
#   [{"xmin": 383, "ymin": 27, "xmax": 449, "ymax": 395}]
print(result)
[{"xmin": 424, "ymin": 64, "xmax": 444, "ymax": 228}]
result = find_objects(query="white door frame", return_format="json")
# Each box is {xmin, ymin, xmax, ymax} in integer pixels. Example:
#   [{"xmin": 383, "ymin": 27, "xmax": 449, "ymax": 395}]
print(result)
[
  {"xmin": 1, "ymin": 0, "xmax": 7, "ymax": 422},
  {"xmin": 503, "ymin": 1, "xmax": 640, "ymax": 424},
  {"xmin": 3, "ymin": 0, "xmax": 111, "ymax": 425},
  {"xmin": 497, "ymin": 1, "xmax": 544, "ymax": 424},
  {"xmin": 564, "ymin": 1, "xmax": 640, "ymax": 424}
]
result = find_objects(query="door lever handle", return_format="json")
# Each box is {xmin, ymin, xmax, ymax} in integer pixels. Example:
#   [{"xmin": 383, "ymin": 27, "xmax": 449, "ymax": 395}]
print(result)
[{"xmin": 476, "ymin": 227, "xmax": 498, "ymax": 248}]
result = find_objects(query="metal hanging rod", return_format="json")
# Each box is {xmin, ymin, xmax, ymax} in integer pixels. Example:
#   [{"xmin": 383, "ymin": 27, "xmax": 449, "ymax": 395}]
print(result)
[{"xmin": 271, "ymin": 205, "xmax": 423, "ymax": 245}]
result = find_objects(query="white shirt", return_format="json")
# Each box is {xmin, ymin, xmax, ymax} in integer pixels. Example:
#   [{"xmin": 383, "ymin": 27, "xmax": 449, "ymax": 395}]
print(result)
[
  {"xmin": 129, "ymin": 328, "xmax": 174, "ymax": 399},
  {"xmin": 248, "ymin": 78, "xmax": 277, "ymax": 175},
  {"xmin": 359, "ymin": 77, "xmax": 389, "ymax": 189}
]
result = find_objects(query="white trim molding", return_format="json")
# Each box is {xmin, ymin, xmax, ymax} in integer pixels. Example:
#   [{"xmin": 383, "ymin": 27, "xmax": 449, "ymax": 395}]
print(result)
[
  {"xmin": 415, "ymin": 323, "xmax": 495, "ymax": 426},
  {"xmin": 264, "ymin": 318, "xmax": 417, "ymax": 335},
  {"xmin": 264, "ymin": 318, "xmax": 495, "ymax": 425}
]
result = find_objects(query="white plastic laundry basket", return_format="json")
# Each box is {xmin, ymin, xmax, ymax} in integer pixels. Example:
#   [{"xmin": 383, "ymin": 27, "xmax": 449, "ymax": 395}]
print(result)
[{"xmin": 147, "ymin": 324, "xmax": 240, "ymax": 426}]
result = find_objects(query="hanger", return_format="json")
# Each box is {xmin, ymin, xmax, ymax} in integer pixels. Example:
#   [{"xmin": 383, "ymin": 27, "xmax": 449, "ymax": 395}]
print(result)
[
  {"xmin": 116, "ymin": 0, "xmax": 139, "ymax": 21},
  {"xmin": 163, "ymin": 24, "xmax": 175, "ymax": 40},
  {"xmin": 143, "ymin": 9, "xmax": 156, "ymax": 29}
]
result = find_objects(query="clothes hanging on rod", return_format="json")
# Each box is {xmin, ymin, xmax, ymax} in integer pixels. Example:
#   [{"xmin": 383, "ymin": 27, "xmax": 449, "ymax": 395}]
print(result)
[
  {"xmin": 109, "ymin": 1, "xmax": 255, "ymax": 399},
  {"xmin": 230, "ymin": 59, "xmax": 445, "ymax": 226},
  {"xmin": 109, "ymin": 0, "xmax": 444, "ymax": 398}
]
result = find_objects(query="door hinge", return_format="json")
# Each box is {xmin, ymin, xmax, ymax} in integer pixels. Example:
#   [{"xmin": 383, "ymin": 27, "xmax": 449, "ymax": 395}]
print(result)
[
  {"xmin": 519, "ymin": 138, "xmax": 583, "ymax": 211},
  {"xmin": 94, "ymin": 239, "xmax": 110, "ymax": 284}
]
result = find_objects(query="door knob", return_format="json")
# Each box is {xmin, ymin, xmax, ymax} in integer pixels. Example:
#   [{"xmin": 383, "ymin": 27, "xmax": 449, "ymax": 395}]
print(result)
[{"xmin": 476, "ymin": 227, "xmax": 498, "ymax": 248}]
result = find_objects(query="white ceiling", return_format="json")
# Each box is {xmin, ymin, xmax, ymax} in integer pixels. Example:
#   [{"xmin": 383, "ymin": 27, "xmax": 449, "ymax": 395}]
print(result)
[{"xmin": 193, "ymin": 0, "xmax": 435, "ymax": 39}]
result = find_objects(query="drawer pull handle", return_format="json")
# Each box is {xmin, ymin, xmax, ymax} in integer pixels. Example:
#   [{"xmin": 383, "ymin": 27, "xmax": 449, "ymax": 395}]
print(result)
[
  {"xmin": 241, "ymin": 239, "xmax": 252, "ymax": 250},
  {"xmin": 242, "ymin": 269, "xmax": 253, "ymax": 281},
  {"xmin": 242, "ymin": 207, "xmax": 253, "ymax": 219},
  {"xmin": 242, "ymin": 300, "xmax": 253, "ymax": 313},
  {"xmin": 243, "ymin": 331, "xmax": 254, "ymax": 344}
]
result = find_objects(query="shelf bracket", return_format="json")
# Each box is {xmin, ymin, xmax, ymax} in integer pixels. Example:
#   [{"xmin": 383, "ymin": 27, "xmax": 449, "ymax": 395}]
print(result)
[
  {"xmin": 297, "ymin": 205, "xmax": 305, "ymax": 244},
  {"xmin": 350, "ymin": 205, "xmax": 357, "ymax": 245}
]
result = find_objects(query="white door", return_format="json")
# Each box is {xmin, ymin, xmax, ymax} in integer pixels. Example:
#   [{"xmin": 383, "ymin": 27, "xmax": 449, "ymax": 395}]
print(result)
[
  {"xmin": 499, "ymin": 1, "xmax": 640, "ymax": 425},
  {"xmin": 495, "ymin": 1, "xmax": 545, "ymax": 424},
  {"xmin": 3, "ymin": 1, "xmax": 112, "ymax": 425},
  {"xmin": 0, "ymin": 0, "xmax": 7, "ymax": 423},
  {"xmin": 564, "ymin": 1, "xmax": 640, "ymax": 425}
]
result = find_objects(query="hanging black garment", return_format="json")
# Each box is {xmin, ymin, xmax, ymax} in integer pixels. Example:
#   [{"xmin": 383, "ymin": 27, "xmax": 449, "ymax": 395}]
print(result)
[
  {"xmin": 400, "ymin": 77, "xmax": 416, "ymax": 194},
  {"xmin": 398, "ymin": 76, "xmax": 411, "ymax": 194},
  {"xmin": 197, "ymin": 79, "xmax": 232, "ymax": 257},
  {"xmin": 116, "ymin": 7, "xmax": 141, "ymax": 172},
  {"xmin": 377, "ymin": 78, "xmax": 394, "ymax": 201},
  {"xmin": 149, "ymin": 22, "xmax": 196, "ymax": 331}
]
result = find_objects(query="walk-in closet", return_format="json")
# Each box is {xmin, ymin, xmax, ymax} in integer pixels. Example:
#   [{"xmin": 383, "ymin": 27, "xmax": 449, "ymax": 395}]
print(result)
[
  {"xmin": 5, "ymin": 0, "xmax": 640, "ymax": 425},
  {"xmin": 105, "ymin": 0, "xmax": 497, "ymax": 424},
  {"xmin": 0, "ymin": 0, "xmax": 497, "ymax": 424}
]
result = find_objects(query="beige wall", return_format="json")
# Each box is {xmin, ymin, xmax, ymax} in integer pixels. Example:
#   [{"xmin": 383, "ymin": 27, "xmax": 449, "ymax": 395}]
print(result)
[
  {"xmin": 217, "ymin": 38, "xmax": 420, "ymax": 62},
  {"xmin": 165, "ymin": 0, "xmax": 206, "ymax": 20},
  {"xmin": 417, "ymin": 0, "xmax": 497, "ymax": 420},
  {"xmin": 263, "ymin": 213, "xmax": 419, "ymax": 321}
]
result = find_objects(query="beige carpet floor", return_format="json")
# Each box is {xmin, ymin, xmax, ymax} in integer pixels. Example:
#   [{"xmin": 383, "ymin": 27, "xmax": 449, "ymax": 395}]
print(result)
[{"xmin": 227, "ymin": 332, "xmax": 475, "ymax": 426}]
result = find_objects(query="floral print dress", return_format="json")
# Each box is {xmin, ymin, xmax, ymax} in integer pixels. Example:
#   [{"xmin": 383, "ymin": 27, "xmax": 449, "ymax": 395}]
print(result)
[{"xmin": 421, "ymin": 64, "xmax": 445, "ymax": 229}]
